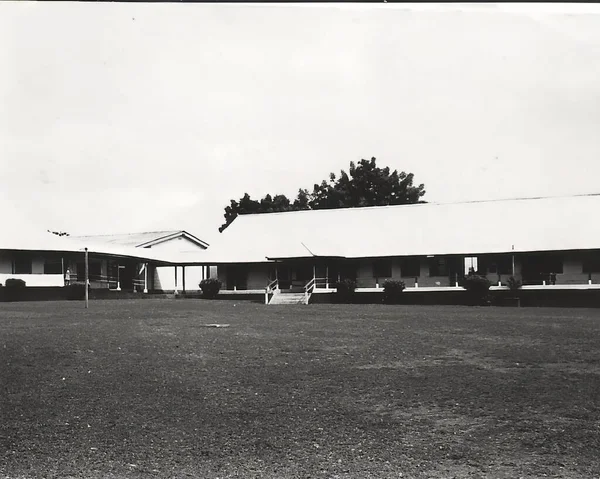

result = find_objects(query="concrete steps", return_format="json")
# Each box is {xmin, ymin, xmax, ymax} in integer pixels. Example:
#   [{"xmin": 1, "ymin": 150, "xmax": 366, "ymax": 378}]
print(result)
[{"xmin": 269, "ymin": 292, "xmax": 308, "ymax": 305}]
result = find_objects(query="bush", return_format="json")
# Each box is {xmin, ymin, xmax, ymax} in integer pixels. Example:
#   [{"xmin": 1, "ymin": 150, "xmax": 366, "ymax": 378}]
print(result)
[
  {"xmin": 200, "ymin": 278, "xmax": 222, "ymax": 299},
  {"xmin": 5, "ymin": 278, "xmax": 26, "ymax": 288},
  {"xmin": 461, "ymin": 274, "xmax": 492, "ymax": 305},
  {"xmin": 66, "ymin": 283, "xmax": 87, "ymax": 300},
  {"xmin": 507, "ymin": 276, "xmax": 522, "ymax": 291},
  {"xmin": 382, "ymin": 279, "xmax": 406, "ymax": 304},
  {"xmin": 335, "ymin": 278, "xmax": 357, "ymax": 303}
]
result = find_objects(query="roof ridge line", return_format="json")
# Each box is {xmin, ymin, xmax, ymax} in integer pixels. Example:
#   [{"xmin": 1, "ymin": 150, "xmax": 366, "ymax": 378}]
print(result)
[
  {"xmin": 235, "ymin": 192, "xmax": 600, "ymax": 218},
  {"xmin": 71, "ymin": 230, "xmax": 182, "ymax": 238}
]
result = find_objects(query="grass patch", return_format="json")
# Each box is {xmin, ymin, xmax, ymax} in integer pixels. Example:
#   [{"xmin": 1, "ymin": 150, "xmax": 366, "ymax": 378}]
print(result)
[{"xmin": 1, "ymin": 300, "xmax": 600, "ymax": 478}]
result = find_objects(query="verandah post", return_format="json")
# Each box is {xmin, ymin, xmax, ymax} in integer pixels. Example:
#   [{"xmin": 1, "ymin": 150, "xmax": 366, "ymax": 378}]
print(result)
[
  {"xmin": 84, "ymin": 248, "xmax": 89, "ymax": 309},
  {"xmin": 174, "ymin": 266, "xmax": 178, "ymax": 295},
  {"xmin": 144, "ymin": 263, "xmax": 148, "ymax": 293}
]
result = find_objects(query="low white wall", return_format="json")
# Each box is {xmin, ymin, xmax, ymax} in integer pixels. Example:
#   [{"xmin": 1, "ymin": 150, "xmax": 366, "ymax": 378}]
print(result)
[{"xmin": 0, "ymin": 274, "xmax": 64, "ymax": 287}]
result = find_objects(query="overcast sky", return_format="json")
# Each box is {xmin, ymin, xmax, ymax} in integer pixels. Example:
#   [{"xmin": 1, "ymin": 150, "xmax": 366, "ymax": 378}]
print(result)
[{"xmin": 2, "ymin": 2, "xmax": 600, "ymax": 245}]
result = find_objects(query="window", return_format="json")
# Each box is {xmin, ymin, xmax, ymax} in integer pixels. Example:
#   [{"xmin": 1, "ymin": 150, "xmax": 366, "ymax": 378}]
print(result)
[
  {"xmin": 429, "ymin": 257, "xmax": 448, "ymax": 277},
  {"xmin": 521, "ymin": 253, "xmax": 563, "ymax": 277},
  {"xmin": 400, "ymin": 258, "xmax": 420, "ymax": 278},
  {"xmin": 481, "ymin": 255, "xmax": 512, "ymax": 275},
  {"xmin": 339, "ymin": 263, "xmax": 357, "ymax": 281},
  {"xmin": 464, "ymin": 257, "xmax": 479, "ymax": 275},
  {"xmin": 582, "ymin": 254, "xmax": 600, "ymax": 274},
  {"xmin": 75, "ymin": 262, "xmax": 101, "ymax": 281},
  {"xmin": 13, "ymin": 257, "xmax": 32, "ymax": 274},
  {"xmin": 372, "ymin": 259, "xmax": 392, "ymax": 278},
  {"xmin": 89, "ymin": 262, "xmax": 102, "ymax": 281},
  {"xmin": 226, "ymin": 265, "xmax": 248, "ymax": 290},
  {"xmin": 44, "ymin": 261, "xmax": 62, "ymax": 275}
]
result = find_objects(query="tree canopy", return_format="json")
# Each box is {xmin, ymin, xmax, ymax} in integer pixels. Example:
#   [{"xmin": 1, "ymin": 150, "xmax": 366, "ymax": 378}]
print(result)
[{"xmin": 219, "ymin": 157, "xmax": 426, "ymax": 232}]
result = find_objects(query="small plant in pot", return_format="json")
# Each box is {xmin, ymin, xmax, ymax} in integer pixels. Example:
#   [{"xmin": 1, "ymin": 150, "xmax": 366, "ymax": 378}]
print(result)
[{"xmin": 199, "ymin": 278, "xmax": 222, "ymax": 299}]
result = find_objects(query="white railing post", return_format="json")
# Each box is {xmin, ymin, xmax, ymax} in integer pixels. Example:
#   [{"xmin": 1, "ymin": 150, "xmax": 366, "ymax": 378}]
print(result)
[{"xmin": 265, "ymin": 288, "xmax": 269, "ymax": 305}]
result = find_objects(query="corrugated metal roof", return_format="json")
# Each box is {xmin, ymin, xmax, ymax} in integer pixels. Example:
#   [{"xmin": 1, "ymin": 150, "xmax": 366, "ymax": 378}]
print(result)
[
  {"xmin": 0, "ymin": 224, "xmax": 178, "ymax": 264},
  {"xmin": 196, "ymin": 194, "xmax": 600, "ymax": 264},
  {"xmin": 70, "ymin": 231, "xmax": 183, "ymax": 248},
  {"xmin": 70, "ymin": 230, "xmax": 209, "ymax": 250}
]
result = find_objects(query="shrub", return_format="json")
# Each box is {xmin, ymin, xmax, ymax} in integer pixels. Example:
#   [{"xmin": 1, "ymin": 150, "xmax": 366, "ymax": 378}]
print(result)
[
  {"xmin": 335, "ymin": 278, "xmax": 357, "ymax": 303},
  {"xmin": 200, "ymin": 278, "xmax": 222, "ymax": 299},
  {"xmin": 66, "ymin": 283, "xmax": 87, "ymax": 300},
  {"xmin": 382, "ymin": 279, "xmax": 406, "ymax": 304},
  {"xmin": 5, "ymin": 278, "xmax": 26, "ymax": 288},
  {"xmin": 461, "ymin": 274, "xmax": 492, "ymax": 305},
  {"xmin": 507, "ymin": 276, "xmax": 522, "ymax": 291}
]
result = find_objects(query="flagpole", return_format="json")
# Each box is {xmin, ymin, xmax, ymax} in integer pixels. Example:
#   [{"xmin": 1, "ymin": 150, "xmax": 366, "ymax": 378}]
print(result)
[{"xmin": 85, "ymin": 247, "xmax": 89, "ymax": 309}]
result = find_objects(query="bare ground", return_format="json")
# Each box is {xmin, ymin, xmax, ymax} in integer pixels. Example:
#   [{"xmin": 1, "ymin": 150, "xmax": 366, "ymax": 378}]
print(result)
[{"xmin": 1, "ymin": 300, "xmax": 599, "ymax": 478}]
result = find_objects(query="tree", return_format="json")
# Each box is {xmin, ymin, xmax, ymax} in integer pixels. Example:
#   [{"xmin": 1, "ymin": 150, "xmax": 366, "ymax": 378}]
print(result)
[
  {"xmin": 219, "ymin": 157, "xmax": 426, "ymax": 232},
  {"xmin": 309, "ymin": 158, "xmax": 426, "ymax": 209},
  {"xmin": 219, "ymin": 192, "xmax": 298, "ymax": 233}
]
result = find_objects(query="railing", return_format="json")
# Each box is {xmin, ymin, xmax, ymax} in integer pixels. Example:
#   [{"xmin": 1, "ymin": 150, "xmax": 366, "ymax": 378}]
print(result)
[
  {"xmin": 314, "ymin": 277, "xmax": 331, "ymax": 289},
  {"xmin": 304, "ymin": 278, "xmax": 316, "ymax": 303},
  {"xmin": 266, "ymin": 278, "xmax": 279, "ymax": 293}
]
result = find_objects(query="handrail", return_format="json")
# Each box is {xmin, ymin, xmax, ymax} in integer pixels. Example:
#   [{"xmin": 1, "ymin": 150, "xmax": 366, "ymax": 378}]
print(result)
[
  {"xmin": 304, "ymin": 277, "xmax": 315, "ymax": 293},
  {"xmin": 266, "ymin": 278, "xmax": 279, "ymax": 292}
]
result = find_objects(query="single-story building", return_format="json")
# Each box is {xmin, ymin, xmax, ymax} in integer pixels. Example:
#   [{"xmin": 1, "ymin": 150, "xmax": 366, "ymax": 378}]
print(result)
[
  {"xmin": 69, "ymin": 230, "xmax": 216, "ymax": 293},
  {"xmin": 189, "ymin": 194, "xmax": 600, "ymax": 303},
  {"xmin": 0, "ymin": 231, "xmax": 177, "ymax": 291},
  {"xmin": 0, "ymin": 226, "xmax": 216, "ymax": 294}
]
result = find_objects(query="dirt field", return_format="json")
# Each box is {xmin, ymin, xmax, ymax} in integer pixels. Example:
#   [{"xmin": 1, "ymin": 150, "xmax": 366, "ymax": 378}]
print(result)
[{"xmin": 1, "ymin": 300, "xmax": 599, "ymax": 478}]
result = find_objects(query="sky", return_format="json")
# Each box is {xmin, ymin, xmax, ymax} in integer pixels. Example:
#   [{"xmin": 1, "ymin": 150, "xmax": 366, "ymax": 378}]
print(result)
[{"xmin": 2, "ymin": 2, "xmax": 600, "ymax": 245}]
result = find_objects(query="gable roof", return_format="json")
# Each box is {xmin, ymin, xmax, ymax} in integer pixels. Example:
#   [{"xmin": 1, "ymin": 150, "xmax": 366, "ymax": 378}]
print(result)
[
  {"xmin": 70, "ymin": 230, "xmax": 209, "ymax": 249},
  {"xmin": 197, "ymin": 193, "xmax": 600, "ymax": 264}
]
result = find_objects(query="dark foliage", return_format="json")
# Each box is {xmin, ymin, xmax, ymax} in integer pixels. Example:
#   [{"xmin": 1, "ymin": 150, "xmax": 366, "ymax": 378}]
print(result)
[
  {"xmin": 200, "ymin": 278, "xmax": 222, "ymax": 299},
  {"xmin": 462, "ymin": 274, "xmax": 492, "ymax": 305},
  {"xmin": 335, "ymin": 278, "xmax": 357, "ymax": 303},
  {"xmin": 507, "ymin": 276, "xmax": 522, "ymax": 291},
  {"xmin": 48, "ymin": 230, "xmax": 70, "ymax": 237},
  {"xmin": 219, "ymin": 157, "xmax": 426, "ymax": 232},
  {"xmin": 65, "ymin": 283, "xmax": 88, "ymax": 300},
  {"xmin": 382, "ymin": 279, "xmax": 406, "ymax": 304}
]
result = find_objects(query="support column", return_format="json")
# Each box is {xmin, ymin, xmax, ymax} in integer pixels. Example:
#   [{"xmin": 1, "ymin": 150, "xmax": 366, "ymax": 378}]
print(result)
[
  {"xmin": 144, "ymin": 263, "xmax": 148, "ymax": 293},
  {"xmin": 84, "ymin": 248, "xmax": 89, "ymax": 309},
  {"xmin": 182, "ymin": 266, "xmax": 186, "ymax": 294},
  {"xmin": 174, "ymin": 266, "xmax": 178, "ymax": 294},
  {"xmin": 326, "ymin": 265, "xmax": 329, "ymax": 289}
]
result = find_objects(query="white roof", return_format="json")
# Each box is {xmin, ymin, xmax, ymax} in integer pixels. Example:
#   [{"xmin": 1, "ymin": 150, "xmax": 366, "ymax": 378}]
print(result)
[
  {"xmin": 195, "ymin": 194, "xmax": 600, "ymax": 264},
  {"xmin": 3, "ymin": 194, "xmax": 600, "ymax": 266},
  {"xmin": 0, "ymin": 228, "xmax": 178, "ymax": 265},
  {"xmin": 0, "ymin": 198, "xmax": 191, "ymax": 264},
  {"xmin": 69, "ymin": 230, "xmax": 209, "ymax": 249}
]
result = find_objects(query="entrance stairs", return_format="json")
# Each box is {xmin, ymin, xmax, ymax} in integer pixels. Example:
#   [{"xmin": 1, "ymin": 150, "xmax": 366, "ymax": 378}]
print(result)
[{"xmin": 268, "ymin": 291, "xmax": 309, "ymax": 305}]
